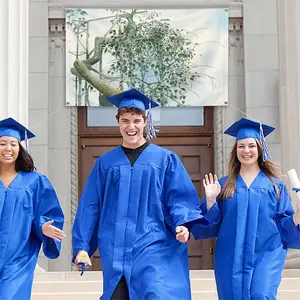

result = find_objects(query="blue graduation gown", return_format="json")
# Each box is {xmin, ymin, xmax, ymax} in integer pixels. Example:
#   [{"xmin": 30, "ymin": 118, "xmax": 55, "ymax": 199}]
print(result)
[
  {"xmin": 192, "ymin": 171, "xmax": 300, "ymax": 300},
  {"xmin": 72, "ymin": 144, "xmax": 208, "ymax": 300},
  {"xmin": 0, "ymin": 171, "xmax": 64, "ymax": 300}
]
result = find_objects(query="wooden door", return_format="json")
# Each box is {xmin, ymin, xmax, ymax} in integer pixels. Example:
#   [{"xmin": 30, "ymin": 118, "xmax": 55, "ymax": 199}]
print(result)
[
  {"xmin": 160, "ymin": 142, "xmax": 213, "ymax": 269},
  {"xmin": 78, "ymin": 107, "xmax": 215, "ymax": 270}
]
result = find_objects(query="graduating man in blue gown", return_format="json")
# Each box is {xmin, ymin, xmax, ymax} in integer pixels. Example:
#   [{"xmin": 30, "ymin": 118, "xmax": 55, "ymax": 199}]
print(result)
[
  {"xmin": 72, "ymin": 89, "xmax": 216, "ymax": 300},
  {"xmin": 192, "ymin": 118, "xmax": 300, "ymax": 300}
]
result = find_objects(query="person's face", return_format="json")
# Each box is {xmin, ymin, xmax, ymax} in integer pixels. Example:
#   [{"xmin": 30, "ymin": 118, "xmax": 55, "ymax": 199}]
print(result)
[
  {"xmin": 236, "ymin": 138, "xmax": 259, "ymax": 166},
  {"xmin": 118, "ymin": 112, "xmax": 146, "ymax": 148},
  {"xmin": 0, "ymin": 136, "xmax": 20, "ymax": 165}
]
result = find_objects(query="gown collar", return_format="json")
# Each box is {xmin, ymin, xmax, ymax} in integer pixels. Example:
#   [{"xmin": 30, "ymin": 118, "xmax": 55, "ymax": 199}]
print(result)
[{"xmin": 237, "ymin": 170, "xmax": 264, "ymax": 189}]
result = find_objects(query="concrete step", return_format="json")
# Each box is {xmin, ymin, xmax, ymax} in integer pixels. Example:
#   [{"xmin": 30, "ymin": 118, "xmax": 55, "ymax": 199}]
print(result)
[
  {"xmin": 32, "ymin": 278, "xmax": 300, "ymax": 293},
  {"xmin": 33, "ymin": 269, "xmax": 300, "ymax": 281},
  {"xmin": 31, "ymin": 270, "xmax": 300, "ymax": 300},
  {"xmin": 31, "ymin": 290, "xmax": 300, "ymax": 300},
  {"xmin": 32, "ymin": 270, "xmax": 215, "ymax": 284}
]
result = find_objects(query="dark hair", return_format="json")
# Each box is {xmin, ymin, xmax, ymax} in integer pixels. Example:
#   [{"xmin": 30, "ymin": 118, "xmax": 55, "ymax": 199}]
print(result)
[
  {"xmin": 116, "ymin": 107, "xmax": 147, "ymax": 121},
  {"xmin": 219, "ymin": 139, "xmax": 280, "ymax": 200},
  {"xmin": 15, "ymin": 142, "xmax": 36, "ymax": 172}
]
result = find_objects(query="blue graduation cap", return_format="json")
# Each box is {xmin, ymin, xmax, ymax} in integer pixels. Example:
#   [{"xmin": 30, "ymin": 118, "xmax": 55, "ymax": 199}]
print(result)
[
  {"xmin": 106, "ymin": 88, "xmax": 160, "ymax": 139},
  {"xmin": 106, "ymin": 88, "xmax": 159, "ymax": 111},
  {"xmin": 0, "ymin": 117, "xmax": 35, "ymax": 149},
  {"xmin": 224, "ymin": 117, "xmax": 275, "ymax": 161}
]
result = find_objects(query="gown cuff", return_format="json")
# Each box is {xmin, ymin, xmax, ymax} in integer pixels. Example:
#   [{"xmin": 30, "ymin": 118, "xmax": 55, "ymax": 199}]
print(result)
[
  {"xmin": 203, "ymin": 202, "xmax": 220, "ymax": 226},
  {"xmin": 42, "ymin": 234, "xmax": 61, "ymax": 259},
  {"xmin": 36, "ymin": 220, "xmax": 61, "ymax": 259},
  {"xmin": 280, "ymin": 215, "xmax": 300, "ymax": 241}
]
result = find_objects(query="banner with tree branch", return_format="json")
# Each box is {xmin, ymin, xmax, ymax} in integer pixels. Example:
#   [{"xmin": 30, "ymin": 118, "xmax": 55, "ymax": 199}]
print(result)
[{"xmin": 66, "ymin": 8, "xmax": 228, "ymax": 107}]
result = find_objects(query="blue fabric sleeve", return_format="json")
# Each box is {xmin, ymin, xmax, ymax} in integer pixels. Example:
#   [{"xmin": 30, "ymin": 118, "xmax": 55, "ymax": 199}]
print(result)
[
  {"xmin": 200, "ymin": 199, "xmax": 221, "ymax": 225},
  {"xmin": 72, "ymin": 158, "xmax": 103, "ymax": 261},
  {"xmin": 33, "ymin": 175, "xmax": 64, "ymax": 259},
  {"xmin": 275, "ymin": 183, "xmax": 300, "ymax": 249},
  {"xmin": 163, "ymin": 153, "xmax": 208, "ymax": 232},
  {"xmin": 189, "ymin": 199, "xmax": 220, "ymax": 240}
]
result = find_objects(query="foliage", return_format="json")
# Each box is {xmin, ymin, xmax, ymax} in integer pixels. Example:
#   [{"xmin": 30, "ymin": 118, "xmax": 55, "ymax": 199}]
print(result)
[
  {"xmin": 66, "ymin": 8, "xmax": 88, "ymax": 33},
  {"xmin": 101, "ymin": 10, "xmax": 202, "ymax": 106}
]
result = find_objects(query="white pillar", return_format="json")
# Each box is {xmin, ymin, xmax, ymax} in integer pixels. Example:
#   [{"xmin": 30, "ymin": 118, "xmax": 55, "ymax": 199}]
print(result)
[
  {"xmin": 0, "ymin": 1, "xmax": 9, "ymax": 115},
  {"xmin": 277, "ymin": 0, "xmax": 300, "ymax": 269},
  {"xmin": 278, "ymin": 0, "xmax": 300, "ymax": 189},
  {"xmin": 0, "ymin": 0, "xmax": 29, "ymax": 126}
]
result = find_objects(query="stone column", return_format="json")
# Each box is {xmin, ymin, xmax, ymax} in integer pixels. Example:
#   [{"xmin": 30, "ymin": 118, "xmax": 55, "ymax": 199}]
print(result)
[
  {"xmin": 243, "ymin": 0, "xmax": 281, "ymax": 164},
  {"xmin": 278, "ymin": 0, "xmax": 300, "ymax": 178},
  {"xmin": 0, "ymin": 0, "xmax": 29, "ymax": 126},
  {"xmin": 277, "ymin": 0, "xmax": 300, "ymax": 268}
]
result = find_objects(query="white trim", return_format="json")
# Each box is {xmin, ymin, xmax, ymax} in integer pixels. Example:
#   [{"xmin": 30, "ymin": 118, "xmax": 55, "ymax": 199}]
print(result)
[
  {"xmin": 48, "ymin": 0, "xmax": 243, "ymax": 19},
  {"xmin": 49, "ymin": 0, "xmax": 241, "ymax": 7}
]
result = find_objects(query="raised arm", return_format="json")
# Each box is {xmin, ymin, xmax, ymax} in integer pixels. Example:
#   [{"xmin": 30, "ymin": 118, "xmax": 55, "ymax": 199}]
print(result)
[{"xmin": 190, "ymin": 173, "xmax": 222, "ymax": 240}]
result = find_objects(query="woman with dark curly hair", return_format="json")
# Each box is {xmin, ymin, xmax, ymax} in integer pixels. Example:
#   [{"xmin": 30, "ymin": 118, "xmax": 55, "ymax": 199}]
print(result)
[
  {"xmin": 192, "ymin": 118, "xmax": 300, "ymax": 300},
  {"xmin": 0, "ymin": 117, "xmax": 65, "ymax": 300}
]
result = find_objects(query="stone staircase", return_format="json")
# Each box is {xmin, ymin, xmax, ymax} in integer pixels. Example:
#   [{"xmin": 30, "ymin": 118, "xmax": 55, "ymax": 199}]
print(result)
[{"xmin": 32, "ymin": 270, "xmax": 300, "ymax": 300}]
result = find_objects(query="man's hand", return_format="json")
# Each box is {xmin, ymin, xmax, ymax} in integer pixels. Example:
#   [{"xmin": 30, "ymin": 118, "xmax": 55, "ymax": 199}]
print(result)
[
  {"xmin": 42, "ymin": 220, "xmax": 66, "ymax": 242},
  {"xmin": 175, "ymin": 226, "xmax": 189, "ymax": 243},
  {"xmin": 75, "ymin": 250, "xmax": 92, "ymax": 271}
]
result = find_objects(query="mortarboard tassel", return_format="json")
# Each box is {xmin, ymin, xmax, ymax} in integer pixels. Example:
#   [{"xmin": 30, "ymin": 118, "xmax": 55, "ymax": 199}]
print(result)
[
  {"xmin": 259, "ymin": 123, "xmax": 272, "ymax": 161},
  {"xmin": 77, "ymin": 262, "xmax": 87, "ymax": 276},
  {"xmin": 146, "ymin": 101, "xmax": 158, "ymax": 140},
  {"xmin": 25, "ymin": 129, "xmax": 29, "ymax": 152}
]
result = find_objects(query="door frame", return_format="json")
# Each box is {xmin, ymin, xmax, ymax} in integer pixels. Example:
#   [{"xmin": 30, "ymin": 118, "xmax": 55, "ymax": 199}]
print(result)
[
  {"xmin": 78, "ymin": 106, "xmax": 214, "ymax": 195},
  {"xmin": 77, "ymin": 106, "xmax": 215, "ymax": 269},
  {"xmin": 78, "ymin": 106, "xmax": 213, "ymax": 136}
]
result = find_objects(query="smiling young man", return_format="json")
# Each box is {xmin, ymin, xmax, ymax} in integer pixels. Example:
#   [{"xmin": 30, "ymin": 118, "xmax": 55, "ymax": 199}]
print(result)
[{"xmin": 72, "ymin": 89, "xmax": 213, "ymax": 300}]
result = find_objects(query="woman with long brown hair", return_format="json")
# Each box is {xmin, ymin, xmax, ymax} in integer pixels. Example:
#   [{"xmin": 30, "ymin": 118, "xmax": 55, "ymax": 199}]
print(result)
[
  {"xmin": 0, "ymin": 117, "xmax": 65, "ymax": 300},
  {"xmin": 192, "ymin": 118, "xmax": 300, "ymax": 300}
]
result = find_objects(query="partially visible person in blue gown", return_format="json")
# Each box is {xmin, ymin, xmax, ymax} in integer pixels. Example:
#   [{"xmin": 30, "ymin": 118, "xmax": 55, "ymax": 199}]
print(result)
[
  {"xmin": 192, "ymin": 118, "xmax": 300, "ymax": 300},
  {"xmin": 0, "ymin": 117, "xmax": 65, "ymax": 300},
  {"xmin": 72, "ymin": 89, "xmax": 216, "ymax": 300}
]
